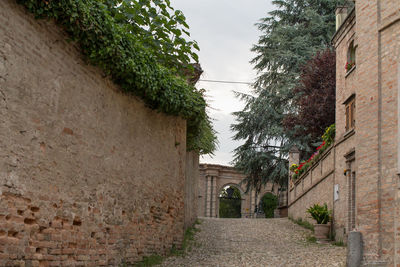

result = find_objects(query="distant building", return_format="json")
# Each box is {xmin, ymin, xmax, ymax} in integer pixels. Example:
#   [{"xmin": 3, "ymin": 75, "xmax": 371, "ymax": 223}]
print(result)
[{"xmin": 198, "ymin": 164, "xmax": 286, "ymax": 218}]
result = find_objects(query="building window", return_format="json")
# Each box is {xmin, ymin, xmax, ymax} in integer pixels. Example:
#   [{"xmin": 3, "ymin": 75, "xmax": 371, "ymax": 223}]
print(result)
[
  {"xmin": 344, "ymin": 95, "xmax": 355, "ymax": 131},
  {"xmin": 346, "ymin": 41, "xmax": 356, "ymax": 72}
]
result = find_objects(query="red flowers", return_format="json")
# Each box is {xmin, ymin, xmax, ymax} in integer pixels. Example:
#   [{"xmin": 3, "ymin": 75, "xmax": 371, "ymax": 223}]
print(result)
[
  {"xmin": 295, "ymin": 141, "xmax": 326, "ymax": 174},
  {"xmin": 316, "ymin": 141, "xmax": 326, "ymax": 151},
  {"xmin": 345, "ymin": 61, "xmax": 355, "ymax": 71}
]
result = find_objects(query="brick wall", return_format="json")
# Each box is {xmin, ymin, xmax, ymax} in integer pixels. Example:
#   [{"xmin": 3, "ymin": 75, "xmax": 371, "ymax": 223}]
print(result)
[
  {"xmin": 0, "ymin": 1, "xmax": 191, "ymax": 265},
  {"xmin": 333, "ymin": 1, "xmax": 400, "ymax": 265},
  {"xmin": 287, "ymin": 143, "xmax": 355, "ymax": 244},
  {"xmin": 353, "ymin": 1, "xmax": 399, "ymax": 265},
  {"xmin": 332, "ymin": 9, "xmax": 357, "ymax": 245},
  {"xmin": 288, "ymin": 147, "xmax": 335, "ymax": 226},
  {"xmin": 288, "ymin": 1, "xmax": 400, "ymax": 264},
  {"xmin": 184, "ymin": 152, "xmax": 199, "ymax": 229}
]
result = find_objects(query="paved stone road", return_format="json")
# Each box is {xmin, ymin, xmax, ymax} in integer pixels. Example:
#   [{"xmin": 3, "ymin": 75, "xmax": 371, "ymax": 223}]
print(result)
[{"xmin": 160, "ymin": 217, "xmax": 346, "ymax": 267}]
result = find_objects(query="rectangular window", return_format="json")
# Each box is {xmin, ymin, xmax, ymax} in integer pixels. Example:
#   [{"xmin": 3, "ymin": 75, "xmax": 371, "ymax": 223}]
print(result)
[{"xmin": 345, "ymin": 97, "xmax": 355, "ymax": 131}]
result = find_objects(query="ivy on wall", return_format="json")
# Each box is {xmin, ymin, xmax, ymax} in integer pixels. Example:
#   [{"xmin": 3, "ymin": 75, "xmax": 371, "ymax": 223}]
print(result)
[{"xmin": 17, "ymin": 0, "xmax": 217, "ymax": 154}]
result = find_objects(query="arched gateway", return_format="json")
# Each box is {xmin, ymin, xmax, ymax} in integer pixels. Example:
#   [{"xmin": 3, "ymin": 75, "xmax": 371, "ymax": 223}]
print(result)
[{"xmin": 198, "ymin": 164, "xmax": 285, "ymax": 218}]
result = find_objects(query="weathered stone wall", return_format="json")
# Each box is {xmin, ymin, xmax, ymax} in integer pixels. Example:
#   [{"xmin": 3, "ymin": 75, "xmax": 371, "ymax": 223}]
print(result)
[
  {"xmin": 0, "ymin": 1, "xmax": 189, "ymax": 265},
  {"xmin": 184, "ymin": 152, "xmax": 199, "ymax": 229}
]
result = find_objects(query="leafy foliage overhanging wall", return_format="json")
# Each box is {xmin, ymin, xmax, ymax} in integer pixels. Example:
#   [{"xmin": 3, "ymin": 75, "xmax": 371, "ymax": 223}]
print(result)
[{"xmin": 17, "ymin": 0, "xmax": 217, "ymax": 154}]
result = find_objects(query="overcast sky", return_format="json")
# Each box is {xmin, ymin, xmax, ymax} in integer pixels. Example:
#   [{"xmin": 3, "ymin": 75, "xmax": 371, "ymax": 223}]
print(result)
[{"xmin": 170, "ymin": 0, "xmax": 275, "ymax": 166}]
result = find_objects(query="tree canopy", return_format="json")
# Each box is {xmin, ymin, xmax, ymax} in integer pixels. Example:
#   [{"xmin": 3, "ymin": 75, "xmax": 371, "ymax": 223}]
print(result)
[
  {"xmin": 284, "ymin": 49, "xmax": 336, "ymax": 144},
  {"xmin": 232, "ymin": 0, "xmax": 349, "ymax": 192}
]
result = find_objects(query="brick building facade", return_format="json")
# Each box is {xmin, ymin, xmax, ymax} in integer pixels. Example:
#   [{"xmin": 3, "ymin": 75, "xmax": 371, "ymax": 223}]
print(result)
[
  {"xmin": 333, "ymin": 1, "xmax": 400, "ymax": 265},
  {"xmin": 289, "ymin": 1, "xmax": 400, "ymax": 266}
]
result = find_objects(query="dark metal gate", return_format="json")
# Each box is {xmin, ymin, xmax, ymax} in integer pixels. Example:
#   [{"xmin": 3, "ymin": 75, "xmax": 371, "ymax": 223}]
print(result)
[{"xmin": 219, "ymin": 197, "xmax": 241, "ymax": 218}]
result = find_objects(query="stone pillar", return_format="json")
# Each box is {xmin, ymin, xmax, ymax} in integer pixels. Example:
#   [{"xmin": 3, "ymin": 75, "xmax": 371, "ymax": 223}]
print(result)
[
  {"xmin": 211, "ymin": 177, "xmax": 217, "ymax": 217},
  {"xmin": 250, "ymin": 190, "xmax": 256, "ymax": 218},
  {"xmin": 205, "ymin": 176, "xmax": 212, "ymax": 217},
  {"xmin": 288, "ymin": 145, "xmax": 300, "ymax": 205}
]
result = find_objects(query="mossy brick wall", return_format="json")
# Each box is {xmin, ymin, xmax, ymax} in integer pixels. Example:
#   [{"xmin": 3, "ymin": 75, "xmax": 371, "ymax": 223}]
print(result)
[{"xmin": 0, "ymin": 1, "xmax": 189, "ymax": 265}]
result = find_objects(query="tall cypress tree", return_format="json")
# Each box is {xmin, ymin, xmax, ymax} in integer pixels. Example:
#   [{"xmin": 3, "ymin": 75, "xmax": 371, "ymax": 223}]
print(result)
[{"xmin": 232, "ymin": 0, "xmax": 350, "ymax": 192}]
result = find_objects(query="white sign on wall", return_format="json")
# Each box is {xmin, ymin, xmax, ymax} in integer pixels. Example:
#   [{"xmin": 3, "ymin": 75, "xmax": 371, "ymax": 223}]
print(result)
[{"xmin": 334, "ymin": 184, "xmax": 339, "ymax": 201}]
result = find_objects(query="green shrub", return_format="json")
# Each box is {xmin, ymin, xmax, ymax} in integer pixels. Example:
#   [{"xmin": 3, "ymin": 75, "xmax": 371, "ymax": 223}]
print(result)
[
  {"xmin": 261, "ymin": 193, "xmax": 278, "ymax": 218},
  {"xmin": 289, "ymin": 216, "xmax": 314, "ymax": 231},
  {"xmin": 133, "ymin": 255, "xmax": 163, "ymax": 267},
  {"xmin": 306, "ymin": 235, "xmax": 317, "ymax": 243}
]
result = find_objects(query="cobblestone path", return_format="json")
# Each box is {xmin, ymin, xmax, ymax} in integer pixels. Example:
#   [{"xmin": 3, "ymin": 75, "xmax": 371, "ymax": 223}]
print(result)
[{"xmin": 160, "ymin": 217, "xmax": 346, "ymax": 267}]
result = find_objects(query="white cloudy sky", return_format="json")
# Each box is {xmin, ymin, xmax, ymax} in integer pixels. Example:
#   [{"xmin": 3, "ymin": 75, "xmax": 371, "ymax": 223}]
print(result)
[{"xmin": 170, "ymin": 0, "xmax": 275, "ymax": 166}]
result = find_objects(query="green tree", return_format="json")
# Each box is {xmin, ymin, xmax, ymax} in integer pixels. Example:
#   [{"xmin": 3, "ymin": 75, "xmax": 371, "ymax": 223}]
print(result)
[{"xmin": 232, "ymin": 0, "xmax": 351, "ymax": 192}]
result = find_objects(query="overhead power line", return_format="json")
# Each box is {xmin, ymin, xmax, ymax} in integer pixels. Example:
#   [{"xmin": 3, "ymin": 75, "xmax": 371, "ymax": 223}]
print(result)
[{"xmin": 199, "ymin": 79, "xmax": 252, "ymax": 85}]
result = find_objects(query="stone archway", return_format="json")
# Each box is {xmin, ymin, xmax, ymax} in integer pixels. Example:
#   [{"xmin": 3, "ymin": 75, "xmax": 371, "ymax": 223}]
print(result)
[{"xmin": 197, "ymin": 164, "xmax": 277, "ymax": 218}]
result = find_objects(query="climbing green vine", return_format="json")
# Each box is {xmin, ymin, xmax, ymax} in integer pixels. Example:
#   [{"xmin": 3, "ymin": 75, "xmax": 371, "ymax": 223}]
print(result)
[{"xmin": 17, "ymin": 0, "xmax": 216, "ymax": 154}]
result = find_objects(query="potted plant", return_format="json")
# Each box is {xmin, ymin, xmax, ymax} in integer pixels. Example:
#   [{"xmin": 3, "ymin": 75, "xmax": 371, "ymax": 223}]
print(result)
[{"xmin": 306, "ymin": 203, "xmax": 332, "ymax": 240}]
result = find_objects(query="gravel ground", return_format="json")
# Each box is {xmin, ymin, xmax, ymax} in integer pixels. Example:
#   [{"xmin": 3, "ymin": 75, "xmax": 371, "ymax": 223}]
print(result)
[{"xmin": 160, "ymin": 217, "xmax": 346, "ymax": 267}]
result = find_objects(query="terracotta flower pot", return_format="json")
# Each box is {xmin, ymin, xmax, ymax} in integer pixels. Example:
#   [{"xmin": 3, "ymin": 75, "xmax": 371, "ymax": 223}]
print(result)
[{"xmin": 314, "ymin": 224, "xmax": 330, "ymax": 240}]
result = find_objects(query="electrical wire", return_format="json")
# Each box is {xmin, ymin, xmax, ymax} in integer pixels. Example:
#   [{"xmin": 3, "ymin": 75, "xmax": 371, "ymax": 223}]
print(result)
[{"xmin": 199, "ymin": 79, "xmax": 252, "ymax": 85}]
